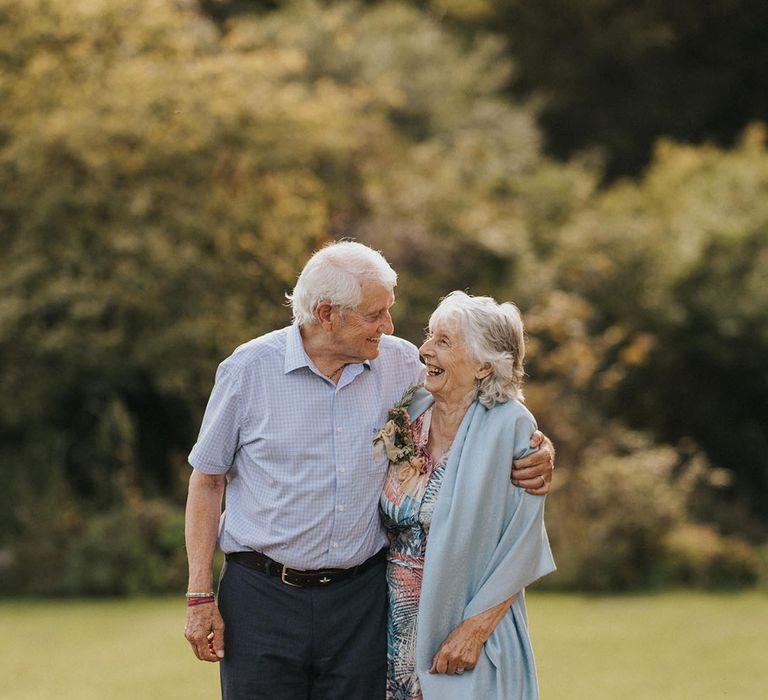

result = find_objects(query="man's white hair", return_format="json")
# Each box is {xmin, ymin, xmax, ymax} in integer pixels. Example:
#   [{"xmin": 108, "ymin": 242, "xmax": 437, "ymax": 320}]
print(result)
[
  {"xmin": 429, "ymin": 291, "xmax": 526, "ymax": 407},
  {"xmin": 287, "ymin": 241, "xmax": 397, "ymax": 326}
]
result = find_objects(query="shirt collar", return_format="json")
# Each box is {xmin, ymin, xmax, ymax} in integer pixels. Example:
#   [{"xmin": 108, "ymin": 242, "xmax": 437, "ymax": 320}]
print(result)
[
  {"xmin": 284, "ymin": 323, "xmax": 373, "ymax": 375},
  {"xmin": 284, "ymin": 323, "xmax": 311, "ymax": 374}
]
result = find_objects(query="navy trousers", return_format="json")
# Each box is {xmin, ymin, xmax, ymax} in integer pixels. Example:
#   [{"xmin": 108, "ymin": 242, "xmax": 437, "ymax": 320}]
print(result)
[{"xmin": 218, "ymin": 558, "xmax": 387, "ymax": 699}]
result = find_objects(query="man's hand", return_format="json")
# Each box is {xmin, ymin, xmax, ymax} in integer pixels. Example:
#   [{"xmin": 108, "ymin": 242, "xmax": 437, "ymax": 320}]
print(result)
[
  {"xmin": 511, "ymin": 430, "xmax": 555, "ymax": 495},
  {"xmin": 185, "ymin": 602, "xmax": 225, "ymax": 662}
]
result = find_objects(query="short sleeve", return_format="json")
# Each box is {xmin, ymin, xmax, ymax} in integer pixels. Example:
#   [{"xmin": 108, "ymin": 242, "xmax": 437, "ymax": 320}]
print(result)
[{"xmin": 188, "ymin": 363, "xmax": 242, "ymax": 474}]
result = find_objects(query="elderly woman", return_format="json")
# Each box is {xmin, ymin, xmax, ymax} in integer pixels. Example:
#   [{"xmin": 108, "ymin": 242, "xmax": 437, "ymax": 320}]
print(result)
[{"xmin": 378, "ymin": 291, "xmax": 556, "ymax": 700}]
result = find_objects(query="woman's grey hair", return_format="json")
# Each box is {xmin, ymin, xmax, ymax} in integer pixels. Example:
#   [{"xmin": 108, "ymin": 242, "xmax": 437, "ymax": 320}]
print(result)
[
  {"xmin": 287, "ymin": 241, "xmax": 397, "ymax": 326},
  {"xmin": 429, "ymin": 291, "xmax": 526, "ymax": 407}
]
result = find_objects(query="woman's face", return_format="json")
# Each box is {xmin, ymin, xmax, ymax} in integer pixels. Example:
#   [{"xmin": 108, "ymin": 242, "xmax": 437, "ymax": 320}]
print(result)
[{"xmin": 419, "ymin": 318, "xmax": 485, "ymax": 403}]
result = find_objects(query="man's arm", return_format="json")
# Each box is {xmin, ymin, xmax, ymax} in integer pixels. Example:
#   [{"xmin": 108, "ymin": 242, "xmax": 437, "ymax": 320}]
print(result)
[
  {"xmin": 511, "ymin": 431, "xmax": 555, "ymax": 495},
  {"xmin": 184, "ymin": 469, "xmax": 226, "ymax": 662}
]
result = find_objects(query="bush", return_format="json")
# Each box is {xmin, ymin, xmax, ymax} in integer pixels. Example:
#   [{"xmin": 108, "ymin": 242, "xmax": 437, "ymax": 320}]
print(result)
[
  {"xmin": 543, "ymin": 437, "xmax": 685, "ymax": 591},
  {"xmin": 60, "ymin": 499, "xmax": 188, "ymax": 596},
  {"xmin": 0, "ymin": 497, "xmax": 188, "ymax": 597},
  {"xmin": 662, "ymin": 524, "xmax": 760, "ymax": 589},
  {"xmin": 540, "ymin": 431, "xmax": 761, "ymax": 592}
]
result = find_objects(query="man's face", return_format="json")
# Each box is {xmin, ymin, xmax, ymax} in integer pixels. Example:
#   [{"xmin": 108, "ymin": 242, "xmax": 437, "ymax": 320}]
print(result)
[{"xmin": 332, "ymin": 280, "xmax": 395, "ymax": 363}]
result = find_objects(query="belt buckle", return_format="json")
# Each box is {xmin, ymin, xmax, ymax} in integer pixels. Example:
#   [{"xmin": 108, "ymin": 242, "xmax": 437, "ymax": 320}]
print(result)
[{"xmin": 280, "ymin": 564, "xmax": 304, "ymax": 588}]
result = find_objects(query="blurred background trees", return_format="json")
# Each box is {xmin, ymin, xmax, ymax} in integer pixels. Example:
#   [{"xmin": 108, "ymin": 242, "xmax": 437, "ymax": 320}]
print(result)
[{"xmin": 0, "ymin": 0, "xmax": 765, "ymax": 594}]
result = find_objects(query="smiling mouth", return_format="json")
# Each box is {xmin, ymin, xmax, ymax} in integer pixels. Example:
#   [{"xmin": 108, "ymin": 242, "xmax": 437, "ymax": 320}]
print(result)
[
  {"xmin": 367, "ymin": 336, "xmax": 381, "ymax": 343},
  {"xmin": 426, "ymin": 364, "xmax": 444, "ymax": 376}
]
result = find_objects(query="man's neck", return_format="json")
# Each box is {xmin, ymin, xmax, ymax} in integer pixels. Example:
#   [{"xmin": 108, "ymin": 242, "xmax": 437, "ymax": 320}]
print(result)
[{"xmin": 299, "ymin": 323, "xmax": 352, "ymax": 379}]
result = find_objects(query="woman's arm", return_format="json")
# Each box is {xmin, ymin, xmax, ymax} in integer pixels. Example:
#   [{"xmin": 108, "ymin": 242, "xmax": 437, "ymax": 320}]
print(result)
[{"xmin": 428, "ymin": 594, "xmax": 518, "ymax": 675}]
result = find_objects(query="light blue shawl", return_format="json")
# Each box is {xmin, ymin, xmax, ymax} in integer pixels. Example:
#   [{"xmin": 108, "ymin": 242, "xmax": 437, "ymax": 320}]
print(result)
[{"xmin": 410, "ymin": 391, "xmax": 556, "ymax": 700}]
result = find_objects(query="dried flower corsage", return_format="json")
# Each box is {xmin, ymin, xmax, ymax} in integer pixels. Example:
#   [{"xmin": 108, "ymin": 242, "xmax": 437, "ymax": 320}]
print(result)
[{"xmin": 373, "ymin": 383, "xmax": 428, "ymax": 482}]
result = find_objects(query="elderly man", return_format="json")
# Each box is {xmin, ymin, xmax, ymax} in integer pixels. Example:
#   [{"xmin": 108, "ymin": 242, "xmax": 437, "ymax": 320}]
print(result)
[{"xmin": 184, "ymin": 241, "xmax": 553, "ymax": 699}]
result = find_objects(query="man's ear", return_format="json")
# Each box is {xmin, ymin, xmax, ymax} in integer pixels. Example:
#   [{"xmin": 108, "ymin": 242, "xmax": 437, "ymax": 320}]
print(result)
[{"xmin": 315, "ymin": 301, "xmax": 334, "ymax": 330}]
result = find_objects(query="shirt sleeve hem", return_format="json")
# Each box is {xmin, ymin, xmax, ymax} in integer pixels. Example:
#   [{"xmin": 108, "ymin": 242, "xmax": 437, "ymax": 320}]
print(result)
[{"xmin": 188, "ymin": 453, "xmax": 231, "ymax": 475}]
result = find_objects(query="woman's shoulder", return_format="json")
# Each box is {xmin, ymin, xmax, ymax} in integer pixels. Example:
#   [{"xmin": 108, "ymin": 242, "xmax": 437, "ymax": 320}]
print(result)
[
  {"xmin": 485, "ymin": 397, "xmax": 536, "ymax": 426},
  {"xmin": 480, "ymin": 400, "xmax": 538, "ymax": 456},
  {"xmin": 406, "ymin": 386, "xmax": 434, "ymax": 422}
]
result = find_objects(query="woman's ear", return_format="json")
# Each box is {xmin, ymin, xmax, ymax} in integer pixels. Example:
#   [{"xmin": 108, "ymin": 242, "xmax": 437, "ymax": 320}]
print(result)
[{"xmin": 475, "ymin": 362, "xmax": 493, "ymax": 380}]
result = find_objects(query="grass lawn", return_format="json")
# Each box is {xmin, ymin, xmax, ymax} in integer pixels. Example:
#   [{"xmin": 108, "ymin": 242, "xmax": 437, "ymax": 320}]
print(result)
[
  {"xmin": 531, "ymin": 590, "xmax": 768, "ymax": 699},
  {"xmin": 1, "ymin": 591, "xmax": 766, "ymax": 699}
]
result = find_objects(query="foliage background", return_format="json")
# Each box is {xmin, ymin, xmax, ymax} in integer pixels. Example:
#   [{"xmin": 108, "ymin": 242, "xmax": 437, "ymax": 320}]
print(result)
[{"xmin": 0, "ymin": 0, "xmax": 766, "ymax": 594}]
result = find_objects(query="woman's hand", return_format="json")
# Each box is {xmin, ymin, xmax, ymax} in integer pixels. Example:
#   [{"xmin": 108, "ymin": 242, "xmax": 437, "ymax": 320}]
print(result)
[
  {"xmin": 429, "ymin": 595, "xmax": 517, "ymax": 675},
  {"xmin": 429, "ymin": 618, "xmax": 485, "ymax": 675}
]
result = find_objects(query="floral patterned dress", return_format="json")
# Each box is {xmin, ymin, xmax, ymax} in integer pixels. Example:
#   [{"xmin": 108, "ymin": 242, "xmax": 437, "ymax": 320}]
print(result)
[{"xmin": 380, "ymin": 407, "xmax": 448, "ymax": 700}]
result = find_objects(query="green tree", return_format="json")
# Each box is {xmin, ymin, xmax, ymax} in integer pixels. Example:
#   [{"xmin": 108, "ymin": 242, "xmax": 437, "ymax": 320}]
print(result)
[
  {"xmin": 551, "ymin": 125, "xmax": 768, "ymax": 519},
  {"xmin": 0, "ymin": 0, "xmax": 340, "ymax": 507},
  {"xmin": 1, "ymin": 0, "xmax": 760, "ymax": 594},
  {"xmin": 0, "ymin": 0, "xmax": 592, "ymax": 592},
  {"xmin": 483, "ymin": 0, "xmax": 768, "ymax": 178}
]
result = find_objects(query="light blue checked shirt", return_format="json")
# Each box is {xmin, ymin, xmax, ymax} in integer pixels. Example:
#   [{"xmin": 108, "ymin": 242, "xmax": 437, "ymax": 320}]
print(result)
[{"xmin": 189, "ymin": 323, "xmax": 425, "ymax": 569}]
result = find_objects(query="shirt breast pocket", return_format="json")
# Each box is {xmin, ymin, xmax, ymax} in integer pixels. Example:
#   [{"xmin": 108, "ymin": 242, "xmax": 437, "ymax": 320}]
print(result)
[{"xmin": 369, "ymin": 424, "xmax": 390, "ymax": 474}]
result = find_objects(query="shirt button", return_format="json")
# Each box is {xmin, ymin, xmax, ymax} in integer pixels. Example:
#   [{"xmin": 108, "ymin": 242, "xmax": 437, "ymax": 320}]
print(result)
[
  {"xmin": 332, "ymin": 542, "xmax": 339, "ymax": 548},
  {"xmin": 337, "ymin": 426, "xmax": 343, "ymax": 432},
  {"xmin": 338, "ymin": 505, "xmax": 345, "ymax": 512},
  {"xmin": 339, "ymin": 467, "xmax": 346, "ymax": 474}
]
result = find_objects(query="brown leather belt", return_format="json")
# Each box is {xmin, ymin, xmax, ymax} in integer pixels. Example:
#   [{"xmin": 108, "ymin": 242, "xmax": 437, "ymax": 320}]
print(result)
[{"xmin": 225, "ymin": 548, "xmax": 386, "ymax": 588}]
